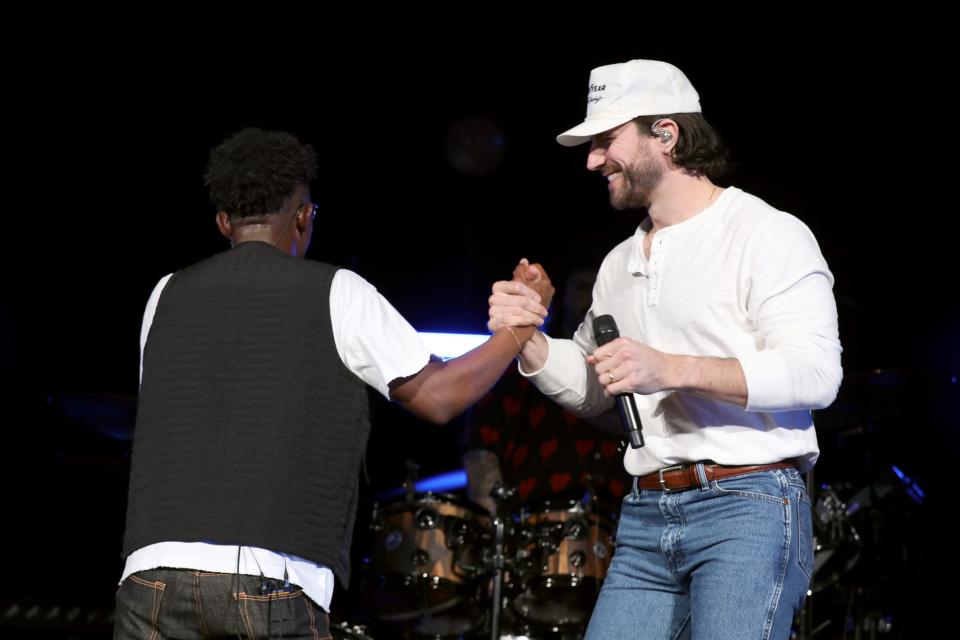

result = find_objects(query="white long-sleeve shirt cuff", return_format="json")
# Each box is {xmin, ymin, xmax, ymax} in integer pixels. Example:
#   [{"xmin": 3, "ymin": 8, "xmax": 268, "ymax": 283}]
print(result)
[
  {"xmin": 740, "ymin": 348, "xmax": 793, "ymax": 412},
  {"xmin": 519, "ymin": 334, "xmax": 610, "ymax": 415}
]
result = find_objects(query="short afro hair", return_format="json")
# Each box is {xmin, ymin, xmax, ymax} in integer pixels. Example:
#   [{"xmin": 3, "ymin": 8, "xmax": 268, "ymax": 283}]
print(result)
[{"xmin": 205, "ymin": 128, "xmax": 318, "ymax": 222}]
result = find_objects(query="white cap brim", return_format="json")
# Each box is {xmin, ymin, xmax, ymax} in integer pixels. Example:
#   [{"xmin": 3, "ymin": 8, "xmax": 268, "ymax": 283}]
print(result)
[{"xmin": 556, "ymin": 115, "xmax": 636, "ymax": 147}]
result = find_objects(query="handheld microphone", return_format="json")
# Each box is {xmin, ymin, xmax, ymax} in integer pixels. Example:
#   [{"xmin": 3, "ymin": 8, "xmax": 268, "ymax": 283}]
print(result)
[{"xmin": 592, "ymin": 314, "xmax": 644, "ymax": 449}]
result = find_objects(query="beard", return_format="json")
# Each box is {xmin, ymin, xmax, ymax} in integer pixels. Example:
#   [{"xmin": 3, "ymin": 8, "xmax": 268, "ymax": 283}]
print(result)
[{"xmin": 609, "ymin": 147, "xmax": 663, "ymax": 210}]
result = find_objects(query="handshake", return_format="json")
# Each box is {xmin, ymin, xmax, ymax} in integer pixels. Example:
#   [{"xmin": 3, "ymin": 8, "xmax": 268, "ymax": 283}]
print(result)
[{"xmin": 488, "ymin": 259, "xmax": 554, "ymax": 338}]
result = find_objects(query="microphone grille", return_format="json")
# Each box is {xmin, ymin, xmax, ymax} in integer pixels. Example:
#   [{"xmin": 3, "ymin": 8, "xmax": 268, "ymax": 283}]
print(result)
[{"xmin": 592, "ymin": 314, "xmax": 620, "ymax": 346}]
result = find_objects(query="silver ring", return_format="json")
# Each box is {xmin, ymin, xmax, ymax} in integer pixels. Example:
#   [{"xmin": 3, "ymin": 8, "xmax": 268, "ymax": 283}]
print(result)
[{"xmin": 608, "ymin": 372, "xmax": 616, "ymax": 383}]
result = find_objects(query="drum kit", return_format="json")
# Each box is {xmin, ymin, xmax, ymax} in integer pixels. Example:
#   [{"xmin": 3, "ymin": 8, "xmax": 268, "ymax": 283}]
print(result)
[
  {"xmin": 350, "ymin": 482, "xmax": 875, "ymax": 640},
  {"xmin": 354, "ymin": 485, "xmax": 616, "ymax": 639},
  {"xmin": 347, "ymin": 473, "xmax": 893, "ymax": 640}
]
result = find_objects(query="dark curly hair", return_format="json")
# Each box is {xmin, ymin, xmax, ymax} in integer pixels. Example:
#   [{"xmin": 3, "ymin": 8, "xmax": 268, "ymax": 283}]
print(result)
[
  {"xmin": 634, "ymin": 113, "xmax": 731, "ymax": 181},
  {"xmin": 204, "ymin": 128, "xmax": 318, "ymax": 222}
]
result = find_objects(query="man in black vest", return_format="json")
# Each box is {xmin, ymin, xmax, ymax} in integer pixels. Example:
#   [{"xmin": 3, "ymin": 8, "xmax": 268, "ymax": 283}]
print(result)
[{"xmin": 115, "ymin": 128, "xmax": 553, "ymax": 639}]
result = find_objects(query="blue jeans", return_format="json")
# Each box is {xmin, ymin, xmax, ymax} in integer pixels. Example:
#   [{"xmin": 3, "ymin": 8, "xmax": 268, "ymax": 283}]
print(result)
[
  {"xmin": 114, "ymin": 569, "xmax": 331, "ymax": 639},
  {"xmin": 584, "ymin": 466, "xmax": 812, "ymax": 640}
]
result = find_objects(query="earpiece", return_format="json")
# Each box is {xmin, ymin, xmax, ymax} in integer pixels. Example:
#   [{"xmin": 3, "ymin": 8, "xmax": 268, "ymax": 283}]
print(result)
[{"xmin": 650, "ymin": 118, "xmax": 673, "ymax": 142}]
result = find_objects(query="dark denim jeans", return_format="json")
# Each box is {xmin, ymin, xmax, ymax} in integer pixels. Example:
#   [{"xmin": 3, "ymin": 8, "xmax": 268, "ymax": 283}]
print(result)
[{"xmin": 115, "ymin": 569, "xmax": 331, "ymax": 639}]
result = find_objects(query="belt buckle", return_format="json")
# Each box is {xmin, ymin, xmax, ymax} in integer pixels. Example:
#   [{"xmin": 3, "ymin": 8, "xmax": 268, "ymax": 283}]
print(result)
[{"xmin": 658, "ymin": 465, "xmax": 686, "ymax": 492}]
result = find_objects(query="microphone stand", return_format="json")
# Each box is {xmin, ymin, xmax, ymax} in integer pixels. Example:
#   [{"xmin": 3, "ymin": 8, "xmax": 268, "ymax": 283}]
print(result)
[{"xmin": 488, "ymin": 482, "xmax": 516, "ymax": 640}]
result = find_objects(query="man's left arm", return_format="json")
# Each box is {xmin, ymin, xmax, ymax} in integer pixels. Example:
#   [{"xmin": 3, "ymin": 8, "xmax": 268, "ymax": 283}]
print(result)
[{"xmin": 588, "ymin": 339, "xmax": 749, "ymax": 407}]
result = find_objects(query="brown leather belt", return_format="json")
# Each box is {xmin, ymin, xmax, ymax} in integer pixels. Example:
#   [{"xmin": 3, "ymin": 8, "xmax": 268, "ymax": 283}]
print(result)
[{"xmin": 636, "ymin": 462, "xmax": 796, "ymax": 492}]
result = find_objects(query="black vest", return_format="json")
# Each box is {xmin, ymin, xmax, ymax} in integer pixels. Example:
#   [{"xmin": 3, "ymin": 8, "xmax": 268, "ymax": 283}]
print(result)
[{"xmin": 123, "ymin": 241, "xmax": 371, "ymax": 586}]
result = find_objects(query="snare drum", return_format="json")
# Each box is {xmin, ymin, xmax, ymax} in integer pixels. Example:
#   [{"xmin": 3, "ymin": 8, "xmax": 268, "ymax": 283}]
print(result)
[
  {"xmin": 511, "ymin": 499, "xmax": 615, "ymax": 629},
  {"xmin": 365, "ymin": 492, "xmax": 491, "ymax": 638}
]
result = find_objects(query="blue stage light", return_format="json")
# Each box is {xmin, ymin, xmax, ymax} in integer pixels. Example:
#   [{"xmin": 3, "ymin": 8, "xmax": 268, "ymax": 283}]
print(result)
[{"xmin": 418, "ymin": 332, "xmax": 489, "ymax": 360}]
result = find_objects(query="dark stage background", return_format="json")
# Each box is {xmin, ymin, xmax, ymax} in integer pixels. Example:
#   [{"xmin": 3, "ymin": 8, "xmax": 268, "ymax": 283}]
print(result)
[{"xmin": 3, "ymin": 10, "xmax": 956, "ymax": 638}]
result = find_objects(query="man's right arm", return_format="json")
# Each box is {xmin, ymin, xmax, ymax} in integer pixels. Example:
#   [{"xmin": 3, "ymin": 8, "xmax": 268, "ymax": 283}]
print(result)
[
  {"xmin": 388, "ymin": 325, "xmax": 540, "ymax": 424},
  {"xmin": 487, "ymin": 275, "xmax": 613, "ymax": 418},
  {"xmin": 388, "ymin": 262, "xmax": 555, "ymax": 424}
]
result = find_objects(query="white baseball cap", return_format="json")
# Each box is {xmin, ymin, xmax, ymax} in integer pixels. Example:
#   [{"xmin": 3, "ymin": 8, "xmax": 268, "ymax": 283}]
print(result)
[{"xmin": 556, "ymin": 59, "xmax": 701, "ymax": 146}]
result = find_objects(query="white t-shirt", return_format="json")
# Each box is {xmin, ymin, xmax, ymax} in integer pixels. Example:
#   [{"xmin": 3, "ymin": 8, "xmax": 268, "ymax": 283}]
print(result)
[{"xmin": 122, "ymin": 267, "xmax": 433, "ymax": 611}]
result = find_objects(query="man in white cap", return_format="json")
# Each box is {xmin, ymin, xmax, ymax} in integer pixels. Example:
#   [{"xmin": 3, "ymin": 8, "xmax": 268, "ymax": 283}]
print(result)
[{"xmin": 488, "ymin": 60, "xmax": 842, "ymax": 638}]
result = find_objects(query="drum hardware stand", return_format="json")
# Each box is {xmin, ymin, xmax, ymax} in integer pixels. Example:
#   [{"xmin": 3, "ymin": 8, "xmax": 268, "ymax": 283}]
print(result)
[
  {"xmin": 583, "ymin": 472, "xmax": 603, "ymax": 588},
  {"xmin": 403, "ymin": 459, "xmax": 420, "ymax": 502},
  {"xmin": 796, "ymin": 467, "xmax": 815, "ymax": 640},
  {"xmin": 582, "ymin": 472, "xmax": 598, "ymax": 519},
  {"xmin": 797, "ymin": 469, "xmax": 867, "ymax": 640},
  {"xmin": 488, "ymin": 482, "xmax": 516, "ymax": 640}
]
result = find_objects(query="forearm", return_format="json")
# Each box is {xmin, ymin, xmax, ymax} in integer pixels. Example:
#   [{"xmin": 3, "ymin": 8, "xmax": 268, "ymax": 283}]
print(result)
[
  {"xmin": 517, "ymin": 330, "xmax": 549, "ymax": 373},
  {"xmin": 668, "ymin": 345, "xmax": 842, "ymax": 411},
  {"xmin": 668, "ymin": 354, "xmax": 748, "ymax": 408},
  {"xmin": 392, "ymin": 327, "xmax": 532, "ymax": 424}
]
